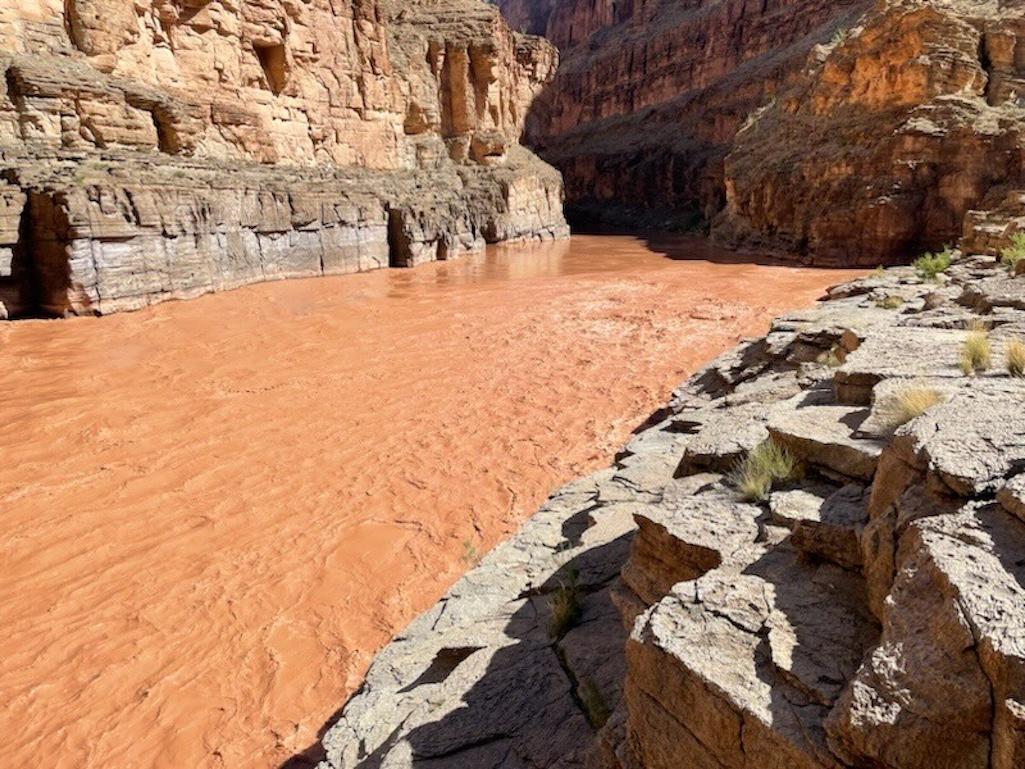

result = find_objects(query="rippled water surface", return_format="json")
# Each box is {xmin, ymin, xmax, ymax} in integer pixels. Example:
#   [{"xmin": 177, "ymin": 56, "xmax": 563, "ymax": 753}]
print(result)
[{"xmin": 0, "ymin": 235, "xmax": 865, "ymax": 769}]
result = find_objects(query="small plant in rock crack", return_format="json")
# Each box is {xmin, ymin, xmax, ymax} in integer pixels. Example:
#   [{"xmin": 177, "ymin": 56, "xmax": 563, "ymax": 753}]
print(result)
[
  {"xmin": 816, "ymin": 346, "xmax": 844, "ymax": 368},
  {"xmin": 1007, "ymin": 338, "xmax": 1025, "ymax": 377},
  {"xmin": 460, "ymin": 538, "xmax": 479, "ymax": 566},
  {"xmin": 1000, "ymin": 232, "xmax": 1025, "ymax": 275},
  {"xmin": 960, "ymin": 319, "xmax": 992, "ymax": 375},
  {"xmin": 579, "ymin": 677, "xmax": 611, "ymax": 729},
  {"xmin": 547, "ymin": 569, "xmax": 581, "ymax": 639},
  {"xmin": 729, "ymin": 440, "xmax": 800, "ymax": 503},
  {"xmin": 913, "ymin": 247, "xmax": 954, "ymax": 281},
  {"xmin": 875, "ymin": 295, "xmax": 904, "ymax": 310},
  {"xmin": 879, "ymin": 383, "xmax": 943, "ymax": 430}
]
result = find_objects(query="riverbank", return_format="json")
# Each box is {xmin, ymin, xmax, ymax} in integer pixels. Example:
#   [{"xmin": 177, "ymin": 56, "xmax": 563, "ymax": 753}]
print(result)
[
  {"xmin": 325, "ymin": 249, "xmax": 1025, "ymax": 769},
  {"xmin": 0, "ymin": 235, "xmax": 862, "ymax": 769}
]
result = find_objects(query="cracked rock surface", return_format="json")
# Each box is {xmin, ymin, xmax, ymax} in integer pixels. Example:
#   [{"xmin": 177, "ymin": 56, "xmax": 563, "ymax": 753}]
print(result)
[{"xmin": 318, "ymin": 248, "xmax": 1025, "ymax": 769}]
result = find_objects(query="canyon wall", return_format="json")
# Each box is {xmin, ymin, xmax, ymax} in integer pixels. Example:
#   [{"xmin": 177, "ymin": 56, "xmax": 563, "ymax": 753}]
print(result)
[
  {"xmin": 316, "ymin": 228, "xmax": 1025, "ymax": 769},
  {"xmin": 0, "ymin": 0, "xmax": 568, "ymax": 317},
  {"xmin": 506, "ymin": 0, "xmax": 1025, "ymax": 263}
]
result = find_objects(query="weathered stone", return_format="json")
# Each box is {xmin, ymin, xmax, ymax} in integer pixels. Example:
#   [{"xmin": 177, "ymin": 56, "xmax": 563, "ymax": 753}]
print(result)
[
  {"xmin": 0, "ymin": 0, "xmax": 568, "ymax": 317},
  {"xmin": 893, "ymin": 379, "xmax": 1025, "ymax": 496},
  {"xmin": 770, "ymin": 484, "xmax": 868, "ymax": 569},
  {"xmin": 768, "ymin": 389, "xmax": 884, "ymax": 481},
  {"xmin": 675, "ymin": 403, "xmax": 774, "ymax": 476},
  {"xmin": 835, "ymin": 327, "xmax": 967, "ymax": 405},
  {"xmin": 998, "ymin": 474, "xmax": 1025, "ymax": 525},
  {"xmin": 828, "ymin": 503, "xmax": 1025, "ymax": 769},
  {"xmin": 626, "ymin": 549, "xmax": 876, "ymax": 769}
]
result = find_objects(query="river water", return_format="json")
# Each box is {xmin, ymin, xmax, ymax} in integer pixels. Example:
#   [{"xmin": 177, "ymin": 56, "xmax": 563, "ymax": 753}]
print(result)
[{"xmin": 0, "ymin": 234, "xmax": 864, "ymax": 769}]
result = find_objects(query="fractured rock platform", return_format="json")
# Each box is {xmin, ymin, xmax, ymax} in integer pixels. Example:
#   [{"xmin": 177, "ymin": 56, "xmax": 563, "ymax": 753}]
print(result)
[{"xmin": 318, "ymin": 243, "xmax": 1025, "ymax": 769}]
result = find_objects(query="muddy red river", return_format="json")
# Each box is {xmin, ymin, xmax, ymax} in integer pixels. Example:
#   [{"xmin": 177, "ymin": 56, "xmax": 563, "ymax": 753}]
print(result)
[{"xmin": 0, "ymin": 234, "xmax": 865, "ymax": 769}]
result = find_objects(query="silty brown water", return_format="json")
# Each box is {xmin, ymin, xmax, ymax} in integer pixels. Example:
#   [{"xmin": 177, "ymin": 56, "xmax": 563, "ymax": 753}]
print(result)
[{"xmin": 0, "ymin": 234, "xmax": 866, "ymax": 769}]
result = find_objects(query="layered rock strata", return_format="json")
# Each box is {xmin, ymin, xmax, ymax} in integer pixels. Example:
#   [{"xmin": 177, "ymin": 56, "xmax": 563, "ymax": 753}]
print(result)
[
  {"xmin": 518, "ymin": 0, "xmax": 869, "ymax": 231},
  {"xmin": 320, "ymin": 235, "xmax": 1025, "ymax": 767},
  {"xmin": 501, "ymin": 0, "xmax": 1025, "ymax": 263},
  {"xmin": 0, "ymin": 0, "xmax": 567, "ymax": 317}
]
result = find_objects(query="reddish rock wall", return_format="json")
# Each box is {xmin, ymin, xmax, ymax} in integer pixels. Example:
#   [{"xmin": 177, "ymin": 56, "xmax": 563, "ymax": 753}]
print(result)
[
  {"xmin": 716, "ymin": 0, "xmax": 1025, "ymax": 264},
  {"xmin": 0, "ymin": 0, "xmax": 568, "ymax": 317},
  {"xmin": 499, "ymin": 0, "xmax": 1025, "ymax": 263}
]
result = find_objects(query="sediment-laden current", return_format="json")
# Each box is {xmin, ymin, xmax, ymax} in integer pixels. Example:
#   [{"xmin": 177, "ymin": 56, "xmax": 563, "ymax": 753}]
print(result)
[{"xmin": 0, "ymin": 235, "xmax": 864, "ymax": 769}]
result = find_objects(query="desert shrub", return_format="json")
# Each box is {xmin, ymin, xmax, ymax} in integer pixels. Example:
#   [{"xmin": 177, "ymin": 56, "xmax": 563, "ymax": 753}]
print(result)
[
  {"xmin": 1007, "ymin": 338, "xmax": 1025, "ymax": 377},
  {"xmin": 878, "ymin": 383, "xmax": 943, "ymax": 430},
  {"xmin": 579, "ymin": 678, "xmax": 611, "ymax": 729},
  {"xmin": 730, "ymin": 440, "xmax": 799, "ymax": 502},
  {"xmin": 913, "ymin": 247, "xmax": 953, "ymax": 281},
  {"xmin": 960, "ymin": 323, "xmax": 991, "ymax": 374},
  {"xmin": 875, "ymin": 295, "xmax": 904, "ymax": 310},
  {"xmin": 1000, "ymin": 232, "xmax": 1025, "ymax": 274},
  {"xmin": 547, "ymin": 571, "xmax": 581, "ymax": 638}
]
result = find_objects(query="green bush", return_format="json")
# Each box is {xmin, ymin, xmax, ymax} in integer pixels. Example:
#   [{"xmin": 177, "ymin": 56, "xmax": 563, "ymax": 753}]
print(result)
[
  {"xmin": 1000, "ymin": 232, "xmax": 1025, "ymax": 274},
  {"xmin": 913, "ymin": 247, "xmax": 954, "ymax": 281}
]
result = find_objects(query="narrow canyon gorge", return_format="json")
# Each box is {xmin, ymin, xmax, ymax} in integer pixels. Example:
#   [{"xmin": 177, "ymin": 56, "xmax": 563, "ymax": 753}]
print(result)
[{"xmin": 2, "ymin": 1, "xmax": 1025, "ymax": 769}]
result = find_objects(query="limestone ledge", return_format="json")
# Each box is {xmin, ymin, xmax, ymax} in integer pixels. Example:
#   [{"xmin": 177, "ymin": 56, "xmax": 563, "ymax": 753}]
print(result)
[
  {"xmin": 320, "ymin": 239, "xmax": 1025, "ymax": 769},
  {"xmin": 0, "ymin": 147, "xmax": 567, "ymax": 318}
]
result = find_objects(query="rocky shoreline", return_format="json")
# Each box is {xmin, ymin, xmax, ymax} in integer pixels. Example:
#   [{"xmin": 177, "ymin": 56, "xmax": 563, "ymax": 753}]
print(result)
[{"xmin": 315, "ymin": 249, "xmax": 1025, "ymax": 769}]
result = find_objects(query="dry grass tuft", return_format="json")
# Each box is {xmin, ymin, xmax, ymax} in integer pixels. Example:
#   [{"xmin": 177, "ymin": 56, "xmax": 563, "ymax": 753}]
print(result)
[
  {"xmin": 730, "ymin": 440, "xmax": 800, "ymax": 502},
  {"xmin": 875, "ymin": 295, "xmax": 904, "ymax": 310},
  {"xmin": 547, "ymin": 571, "xmax": 581, "ymax": 639},
  {"xmin": 879, "ymin": 383, "xmax": 943, "ymax": 430},
  {"xmin": 960, "ymin": 323, "xmax": 991, "ymax": 375},
  {"xmin": 579, "ymin": 678, "xmax": 611, "ymax": 729},
  {"xmin": 1007, "ymin": 338, "xmax": 1025, "ymax": 377}
]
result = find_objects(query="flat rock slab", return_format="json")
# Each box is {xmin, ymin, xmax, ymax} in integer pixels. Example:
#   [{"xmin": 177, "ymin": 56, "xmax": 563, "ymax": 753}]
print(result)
[
  {"xmin": 768, "ymin": 390, "xmax": 885, "ymax": 481},
  {"xmin": 626, "ymin": 549, "xmax": 876, "ymax": 769},
  {"xmin": 621, "ymin": 481, "xmax": 761, "ymax": 606},
  {"xmin": 835, "ymin": 327, "xmax": 967, "ymax": 404},
  {"xmin": 770, "ymin": 484, "xmax": 867, "ymax": 569},
  {"xmin": 676, "ymin": 402, "xmax": 775, "ymax": 475},
  {"xmin": 895, "ymin": 379, "xmax": 1025, "ymax": 496}
]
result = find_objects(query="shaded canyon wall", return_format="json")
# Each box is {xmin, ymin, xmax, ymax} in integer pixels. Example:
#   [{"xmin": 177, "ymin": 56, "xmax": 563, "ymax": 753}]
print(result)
[
  {"xmin": 500, "ymin": 0, "xmax": 1025, "ymax": 264},
  {"xmin": 0, "ymin": 0, "xmax": 568, "ymax": 317}
]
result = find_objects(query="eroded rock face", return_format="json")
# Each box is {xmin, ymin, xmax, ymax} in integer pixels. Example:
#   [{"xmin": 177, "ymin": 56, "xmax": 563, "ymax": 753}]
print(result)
[
  {"xmin": 497, "ymin": 0, "xmax": 1025, "ymax": 263},
  {"xmin": 716, "ymin": 0, "xmax": 1025, "ymax": 264},
  {"xmin": 0, "ymin": 0, "xmax": 568, "ymax": 317},
  {"xmin": 324, "ymin": 243, "xmax": 1025, "ymax": 769},
  {"xmin": 517, "ymin": 0, "xmax": 868, "ymax": 230}
]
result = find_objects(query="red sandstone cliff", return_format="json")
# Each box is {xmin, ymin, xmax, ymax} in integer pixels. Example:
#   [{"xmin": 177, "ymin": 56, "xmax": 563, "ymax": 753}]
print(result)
[
  {"xmin": 717, "ymin": 0, "xmax": 1025, "ymax": 263},
  {"xmin": 506, "ymin": 0, "xmax": 870, "ymax": 228},
  {"xmin": 0, "ymin": 0, "xmax": 568, "ymax": 317},
  {"xmin": 500, "ymin": 0, "xmax": 1025, "ymax": 263}
]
